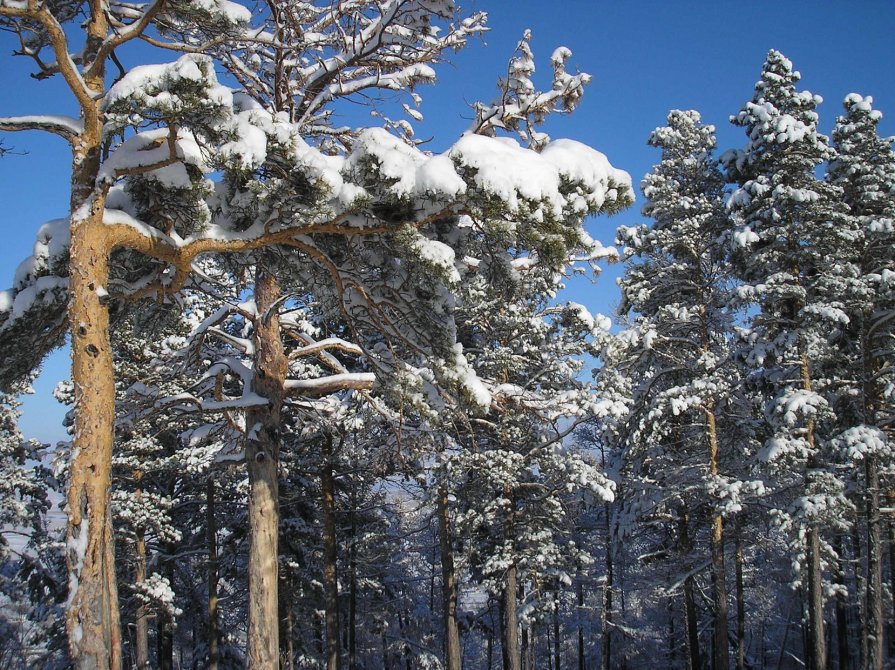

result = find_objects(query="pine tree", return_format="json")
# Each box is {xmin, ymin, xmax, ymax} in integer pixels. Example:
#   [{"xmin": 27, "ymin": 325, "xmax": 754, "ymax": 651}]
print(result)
[
  {"xmin": 615, "ymin": 109, "xmax": 744, "ymax": 670},
  {"xmin": 827, "ymin": 93, "xmax": 895, "ymax": 670},
  {"xmin": 723, "ymin": 50, "xmax": 850, "ymax": 670}
]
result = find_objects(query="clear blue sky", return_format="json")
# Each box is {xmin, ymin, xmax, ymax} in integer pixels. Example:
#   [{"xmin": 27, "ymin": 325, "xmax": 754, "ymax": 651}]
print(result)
[{"xmin": 1, "ymin": 1, "xmax": 893, "ymax": 442}]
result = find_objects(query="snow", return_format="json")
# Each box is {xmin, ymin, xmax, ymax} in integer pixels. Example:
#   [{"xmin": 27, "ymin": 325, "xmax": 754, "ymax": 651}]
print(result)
[{"xmin": 285, "ymin": 372, "xmax": 375, "ymax": 394}]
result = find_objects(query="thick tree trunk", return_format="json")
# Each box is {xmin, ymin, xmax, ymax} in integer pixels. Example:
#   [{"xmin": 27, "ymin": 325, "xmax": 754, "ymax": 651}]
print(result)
[
  {"xmin": 206, "ymin": 479, "xmax": 220, "ymax": 670},
  {"xmin": 865, "ymin": 455, "xmax": 884, "ymax": 669},
  {"xmin": 321, "ymin": 435, "xmax": 341, "ymax": 670},
  {"xmin": 437, "ymin": 485, "xmax": 462, "ymax": 670},
  {"xmin": 245, "ymin": 259, "xmax": 287, "ymax": 668},
  {"xmin": 502, "ymin": 564, "xmax": 522, "ymax": 670},
  {"xmin": 706, "ymin": 406, "xmax": 730, "ymax": 670},
  {"xmin": 735, "ymin": 519, "xmax": 745, "ymax": 670},
  {"xmin": 67, "ymin": 190, "xmax": 122, "ymax": 670},
  {"xmin": 679, "ymin": 509, "xmax": 700, "ymax": 670}
]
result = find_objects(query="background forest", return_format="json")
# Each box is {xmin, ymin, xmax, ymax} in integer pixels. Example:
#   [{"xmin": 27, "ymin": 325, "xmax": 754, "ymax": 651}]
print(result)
[{"xmin": 0, "ymin": 2, "xmax": 893, "ymax": 670}]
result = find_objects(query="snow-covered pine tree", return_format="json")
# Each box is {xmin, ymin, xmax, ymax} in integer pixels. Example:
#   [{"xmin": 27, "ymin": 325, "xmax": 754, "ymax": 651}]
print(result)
[
  {"xmin": 723, "ymin": 50, "xmax": 851, "ymax": 670},
  {"xmin": 0, "ymin": 4, "xmax": 632, "ymax": 664},
  {"xmin": 615, "ymin": 109, "xmax": 743, "ymax": 670},
  {"xmin": 826, "ymin": 93, "xmax": 895, "ymax": 670}
]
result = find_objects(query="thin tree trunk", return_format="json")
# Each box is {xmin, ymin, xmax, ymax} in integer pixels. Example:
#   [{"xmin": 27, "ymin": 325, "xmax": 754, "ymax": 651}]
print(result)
[
  {"xmin": 348, "ymin": 502, "xmax": 358, "ymax": 670},
  {"xmin": 706, "ymin": 405, "xmax": 730, "ymax": 670},
  {"xmin": 438, "ymin": 485, "xmax": 462, "ymax": 670},
  {"xmin": 245, "ymin": 258, "xmax": 287, "ymax": 668},
  {"xmin": 521, "ymin": 623, "xmax": 532, "ymax": 670},
  {"xmin": 577, "ymin": 573, "xmax": 585, "ymax": 670},
  {"xmin": 851, "ymin": 520, "xmax": 867, "ymax": 668},
  {"xmin": 805, "ymin": 527, "xmax": 825, "ymax": 670},
  {"xmin": 601, "ymin": 477, "xmax": 613, "ymax": 670},
  {"xmin": 279, "ymin": 566, "xmax": 295, "ymax": 670},
  {"xmin": 321, "ymin": 435, "xmax": 341, "ymax": 670},
  {"xmin": 156, "ymin": 567, "xmax": 174, "ymax": 670},
  {"xmin": 679, "ymin": 508, "xmax": 700, "ymax": 670},
  {"xmin": 865, "ymin": 455, "xmax": 884, "ymax": 670},
  {"xmin": 553, "ymin": 582, "xmax": 561, "ymax": 670},
  {"xmin": 206, "ymin": 480, "xmax": 220, "ymax": 670},
  {"xmin": 502, "ymin": 564, "xmax": 522, "ymax": 670},
  {"xmin": 800, "ymin": 351, "xmax": 826, "ymax": 670},
  {"xmin": 888, "ymin": 502, "xmax": 895, "ymax": 659},
  {"xmin": 834, "ymin": 534, "xmax": 850, "ymax": 670},
  {"xmin": 735, "ymin": 519, "xmax": 745, "ymax": 670},
  {"xmin": 134, "ymin": 481, "xmax": 150, "ymax": 670}
]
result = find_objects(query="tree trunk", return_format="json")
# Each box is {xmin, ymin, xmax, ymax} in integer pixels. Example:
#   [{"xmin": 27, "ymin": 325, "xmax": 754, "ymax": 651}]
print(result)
[
  {"xmin": 735, "ymin": 519, "xmax": 745, "ymax": 670},
  {"xmin": 577, "ymin": 573, "xmax": 585, "ymax": 670},
  {"xmin": 502, "ymin": 564, "xmax": 522, "ymax": 670},
  {"xmin": 888, "ymin": 501, "xmax": 895, "ymax": 660},
  {"xmin": 798, "ymin": 349, "xmax": 826, "ymax": 670},
  {"xmin": 245, "ymin": 258, "xmax": 287, "ymax": 668},
  {"xmin": 553, "ymin": 583, "xmax": 561, "ymax": 670},
  {"xmin": 679, "ymin": 508, "xmax": 700, "ymax": 670},
  {"xmin": 134, "ymin": 485, "xmax": 149, "ymax": 670},
  {"xmin": 438, "ymin": 485, "xmax": 462, "ymax": 670},
  {"xmin": 834, "ymin": 534, "xmax": 850, "ymax": 670},
  {"xmin": 706, "ymin": 406, "xmax": 730, "ymax": 670},
  {"xmin": 850, "ymin": 520, "xmax": 867, "ymax": 668},
  {"xmin": 601, "ymin": 496, "xmax": 613, "ymax": 670},
  {"xmin": 805, "ymin": 526, "xmax": 826, "ymax": 670},
  {"xmin": 321, "ymin": 435, "xmax": 341, "ymax": 670},
  {"xmin": 348, "ymin": 503, "xmax": 358, "ymax": 670},
  {"xmin": 865, "ymin": 455, "xmax": 884, "ymax": 670},
  {"xmin": 207, "ymin": 480, "xmax": 220, "ymax": 670},
  {"xmin": 280, "ymin": 566, "xmax": 295, "ymax": 670},
  {"xmin": 67, "ymin": 190, "xmax": 122, "ymax": 670}
]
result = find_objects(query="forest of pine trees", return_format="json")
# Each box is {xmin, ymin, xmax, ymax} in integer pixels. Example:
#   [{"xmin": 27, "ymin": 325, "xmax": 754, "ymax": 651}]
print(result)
[{"xmin": 0, "ymin": 3, "xmax": 892, "ymax": 670}]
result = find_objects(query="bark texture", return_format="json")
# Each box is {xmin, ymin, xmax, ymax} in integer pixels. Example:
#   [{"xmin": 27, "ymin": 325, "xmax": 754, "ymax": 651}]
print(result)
[{"xmin": 245, "ymin": 261, "xmax": 287, "ymax": 668}]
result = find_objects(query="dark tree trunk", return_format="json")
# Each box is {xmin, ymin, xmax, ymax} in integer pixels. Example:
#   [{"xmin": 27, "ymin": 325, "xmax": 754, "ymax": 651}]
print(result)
[
  {"xmin": 735, "ymin": 519, "xmax": 746, "ymax": 670},
  {"xmin": 348, "ymin": 504, "xmax": 358, "ymax": 670},
  {"xmin": 438, "ymin": 485, "xmax": 462, "ymax": 670},
  {"xmin": 805, "ymin": 526, "xmax": 826, "ymax": 670},
  {"xmin": 679, "ymin": 508, "xmax": 700, "ymax": 670},
  {"xmin": 321, "ymin": 435, "xmax": 341, "ymax": 670},
  {"xmin": 502, "ymin": 564, "xmax": 522, "ymax": 670},
  {"xmin": 865, "ymin": 456, "xmax": 884, "ymax": 670},
  {"xmin": 206, "ymin": 480, "xmax": 220, "ymax": 670},
  {"xmin": 553, "ymin": 583, "xmax": 561, "ymax": 670},
  {"xmin": 834, "ymin": 535, "xmax": 850, "ymax": 670},
  {"xmin": 279, "ymin": 566, "xmax": 295, "ymax": 670},
  {"xmin": 851, "ymin": 520, "xmax": 867, "ymax": 668}
]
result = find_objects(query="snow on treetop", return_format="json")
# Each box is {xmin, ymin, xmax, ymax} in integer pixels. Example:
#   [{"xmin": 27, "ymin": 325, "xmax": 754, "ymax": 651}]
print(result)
[{"xmin": 103, "ymin": 54, "xmax": 233, "ymax": 130}]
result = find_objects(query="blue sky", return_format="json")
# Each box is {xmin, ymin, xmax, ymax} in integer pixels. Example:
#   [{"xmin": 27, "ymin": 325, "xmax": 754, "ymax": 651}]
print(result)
[{"xmin": 1, "ymin": 1, "xmax": 893, "ymax": 442}]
